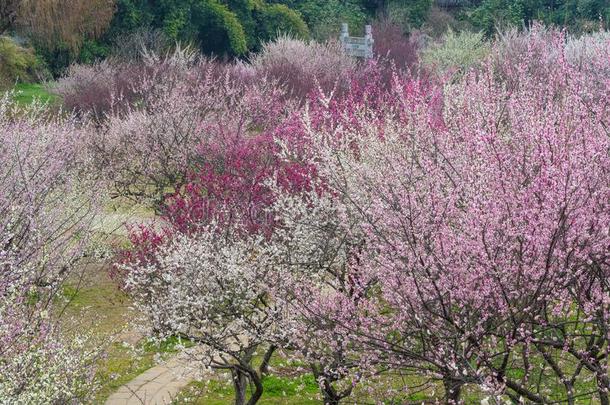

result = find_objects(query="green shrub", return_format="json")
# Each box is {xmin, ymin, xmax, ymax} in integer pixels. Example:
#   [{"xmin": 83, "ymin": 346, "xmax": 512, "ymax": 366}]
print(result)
[
  {"xmin": 468, "ymin": 0, "xmax": 610, "ymax": 35},
  {"xmin": 33, "ymin": 41, "xmax": 80, "ymax": 77},
  {"xmin": 223, "ymin": 0, "xmax": 259, "ymax": 49},
  {"xmin": 193, "ymin": 1, "xmax": 248, "ymax": 56},
  {"xmin": 386, "ymin": 0, "xmax": 433, "ymax": 31},
  {"xmin": 154, "ymin": 0, "xmax": 248, "ymax": 56},
  {"xmin": 286, "ymin": 0, "xmax": 367, "ymax": 40},
  {"xmin": 469, "ymin": 0, "xmax": 525, "ymax": 36},
  {"xmin": 229, "ymin": 0, "xmax": 309, "ymax": 50},
  {"xmin": 0, "ymin": 36, "xmax": 40, "ymax": 90},
  {"xmin": 82, "ymin": 0, "xmax": 311, "ymax": 59},
  {"xmin": 255, "ymin": 3, "xmax": 309, "ymax": 43},
  {"xmin": 78, "ymin": 39, "xmax": 111, "ymax": 64},
  {"xmin": 421, "ymin": 29, "xmax": 490, "ymax": 75}
]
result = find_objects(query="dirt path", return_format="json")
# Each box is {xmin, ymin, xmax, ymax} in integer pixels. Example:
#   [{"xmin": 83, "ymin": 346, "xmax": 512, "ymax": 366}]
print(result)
[
  {"xmin": 93, "ymin": 211, "xmax": 203, "ymax": 404},
  {"xmin": 105, "ymin": 347, "xmax": 203, "ymax": 405}
]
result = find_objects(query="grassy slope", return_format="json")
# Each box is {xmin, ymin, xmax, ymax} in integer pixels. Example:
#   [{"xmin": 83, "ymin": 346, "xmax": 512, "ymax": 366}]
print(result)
[
  {"xmin": 59, "ymin": 263, "xmax": 149, "ymax": 403},
  {"xmin": 60, "ymin": 261, "xmax": 194, "ymax": 403},
  {"xmin": 58, "ymin": 201, "xmax": 161, "ymax": 403},
  {"xmin": 12, "ymin": 83, "xmax": 58, "ymax": 105}
]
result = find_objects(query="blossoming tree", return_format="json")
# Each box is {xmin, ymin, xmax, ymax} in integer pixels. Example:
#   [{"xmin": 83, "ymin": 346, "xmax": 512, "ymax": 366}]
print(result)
[
  {"xmin": 0, "ymin": 96, "xmax": 99, "ymax": 402},
  {"xmin": 272, "ymin": 30, "xmax": 610, "ymax": 403}
]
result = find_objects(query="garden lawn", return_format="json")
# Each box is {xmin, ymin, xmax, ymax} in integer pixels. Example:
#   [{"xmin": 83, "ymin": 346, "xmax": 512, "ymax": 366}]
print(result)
[
  {"xmin": 60, "ymin": 262, "xmax": 196, "ymax": 403},
  {"xmin": 170, "ymin": 352, "xmax": 488, "ymax": 404},
  {"xmin": 173, "ymin": 375, "xmax": 321, "ymax": 405},
  {"xmin": 12, "ymin": 83, "xmax": 58, "ymax": 105}
]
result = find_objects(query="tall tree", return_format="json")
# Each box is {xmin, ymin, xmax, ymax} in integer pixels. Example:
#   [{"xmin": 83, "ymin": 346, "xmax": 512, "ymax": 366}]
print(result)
[{"xmin": 15, "ymin": 0, "xmax": 116, "ymax": 52}]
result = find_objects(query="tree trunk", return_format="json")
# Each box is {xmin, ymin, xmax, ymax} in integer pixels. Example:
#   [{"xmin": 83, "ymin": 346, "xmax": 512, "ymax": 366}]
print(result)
[
  {"xmin": 321, "ymin": 388, "xmax": 342, "ymax": 405},
  {"xmin": 600, "ymin": 391, "xmax": 609, "ymax": 405},
  {"xmin": 443, "ymin": 377, "xmax": 462, "ymax": 404},
  {"xmin": 233, "ymin": 369, "xmax": 248, "ymax": 405},
  {"xmin": 310, "ymin": 364, "xmax": 343, "ymax": 405},
  {"xmin": 597, "ymin": 374, "xmax": 610, "ymax": 405},
  {"xmin": 246, "ymin": 371, "xmax": 264, "ymax": 405}
]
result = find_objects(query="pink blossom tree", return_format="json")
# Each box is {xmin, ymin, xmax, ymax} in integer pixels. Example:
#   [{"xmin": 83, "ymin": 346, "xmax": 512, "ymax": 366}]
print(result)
[
  {"xmin": 271, "ymin": 30, "xmax": 610, "ymax": 403},
  {"xmin": 119, "ymin": 62, "xmax": 439, "ymax": 405},
  {"xmin": 118, "ymin": 29, "xmax": 610, "ymax": 404}
]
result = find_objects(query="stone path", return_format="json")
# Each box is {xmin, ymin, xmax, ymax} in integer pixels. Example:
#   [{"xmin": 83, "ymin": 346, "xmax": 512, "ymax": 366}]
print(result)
[{"xmin": 105, "ymin": 348, "xmax": 203, "ymax": 405}]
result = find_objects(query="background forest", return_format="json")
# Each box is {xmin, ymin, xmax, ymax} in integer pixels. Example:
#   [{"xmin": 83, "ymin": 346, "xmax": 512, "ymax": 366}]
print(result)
[{"xmin": 1, "ymin": 0, "xmax": 610, "ymax": 82}]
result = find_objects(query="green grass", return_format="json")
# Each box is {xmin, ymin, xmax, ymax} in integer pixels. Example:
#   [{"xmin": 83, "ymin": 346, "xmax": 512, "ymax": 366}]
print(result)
[
  {"xmin": 95, "ymin": 343, "xmax": 158, "ymax": 403},
  {"xmin": 173, "ymin": 375, "xmax": 321, "ymax": 404},
  {"xmin": 57, "ymin": 264, "xmax": 158, "ymax": 403},
  {"xmin": 95, "ymin": 336, "xmax": 193, "ymax": 403},
  {"xmin": 142, "ymin": 335, "xmax": 196, "ymax": 353},
  {"xmin": 170, "ymin": 359, "xmax": 497, "ymax": 405},
  {"xmin": 12, "ymin": 83, "xmax": 58, "ymax": 106},
  {"xmin": 58, "ymin": 267, "xmax": 205, "ymax": 403}
]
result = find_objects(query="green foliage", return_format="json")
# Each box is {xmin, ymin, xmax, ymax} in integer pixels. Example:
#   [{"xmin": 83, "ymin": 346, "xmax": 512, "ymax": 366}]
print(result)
[
  {"xmin": 113, "ymin": 0, "xmax": 249, "ymax": 56},
  {"xmin": 278, "ymin": 0, "xmax": 367, "ymax": 40},
  {"xmin": 386, "ymin": 0, "xmax": 433, "ymax": 31},
  {"xmin": 100, "ymin": 0, "xmax": 307, "ymax": 57},
  {"xmin": 469, "ymin": 0, "xmax": 530, "ymax": 35},
  {"xmin": 107, "ymin": 0, "xmax": 156, "ymax": 37},
  {"xmin": 78, "ymin": 39, "xmax": 111, "ymax": 64},
  {"xmin": 255, "ymin": 3, "xmax": 310, "ymax": 43},
  {"xmin": 33, "ymin": 43, "xmax": 77, "ymax": 77},
  {"xmin": 192, "ymin": 1, "xmax": 249, "ymax": 56},
  {"xmin": 421, "ymin": 29, "xmax": 491, "ymax": 75},
  {"xmin": 0, "ymin": 36, "xmax": 40, "ymax": 90},
  {"xmin": 223, "ymin": 0, "xmax": 259, "ymax": 49},
  {"xmin": 468, "ymin": 0, "xmax": 610, "ymax": 35}
]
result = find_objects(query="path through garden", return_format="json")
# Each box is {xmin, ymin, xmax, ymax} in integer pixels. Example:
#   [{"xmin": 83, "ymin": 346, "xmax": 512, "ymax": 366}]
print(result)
[{"xmin": 105, "ymin": 347, "xmax": 204, "ymax": 405}]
